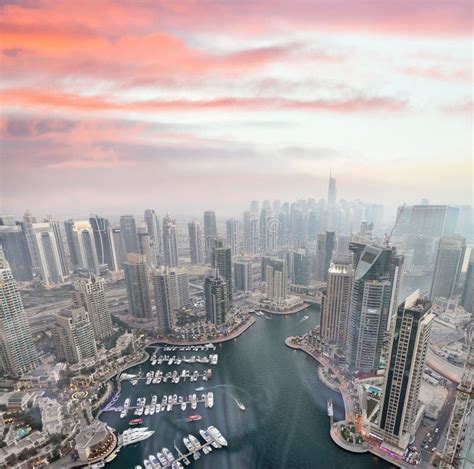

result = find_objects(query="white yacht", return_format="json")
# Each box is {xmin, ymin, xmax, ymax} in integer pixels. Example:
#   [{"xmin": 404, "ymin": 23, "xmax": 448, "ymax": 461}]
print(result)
[
  {"xmin": 207, "ymin": 392, "xmax": 214, "ymax": 408},
  {"xmin": 157, "ymin": 452, "xmax": 168, "ymax": 466},
  {"xmin": 122, "ymin": 427, "xmax": 155, "ymax": 446},
  {"xmin": 208, "ymin": 426, "xmax": 228, "ymax": 446},
  {"xmin": 163, "ymin": 448, "xmax": 175, "ymax": 464}
]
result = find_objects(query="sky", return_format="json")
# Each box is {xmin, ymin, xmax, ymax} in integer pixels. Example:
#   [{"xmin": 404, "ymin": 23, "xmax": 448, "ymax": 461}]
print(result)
[{"xmin": 0, "ymin": 0, "xmax": 472, "ymax": 220}]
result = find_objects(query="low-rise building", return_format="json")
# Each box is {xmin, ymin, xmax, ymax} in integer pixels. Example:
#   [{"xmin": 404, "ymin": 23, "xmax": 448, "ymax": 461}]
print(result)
[
  {"xmin": 75, "ymin": 421, "xmax": 115, "ymax": 462},
  {"xmin": 38, "ymin": 397, "xmax": 63, "ymax": 435}
]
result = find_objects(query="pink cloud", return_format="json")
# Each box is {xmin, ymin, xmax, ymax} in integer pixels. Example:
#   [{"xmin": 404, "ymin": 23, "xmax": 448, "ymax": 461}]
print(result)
[{"xmin": 0, "ymin": 87, "xmax": 408, "ymax": 114}]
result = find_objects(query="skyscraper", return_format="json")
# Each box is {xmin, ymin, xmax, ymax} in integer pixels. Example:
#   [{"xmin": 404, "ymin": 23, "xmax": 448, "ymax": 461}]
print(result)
[
  {"xmin": 315, "ymin": 231, "xmax": 335, "ymax": 282},
  {"xmin": 409, "ymin": 205, "xmax": 459, "ymax": 237},
  {"xmin": 53, "ymin": 305, "xmax": 98, "ymax": 364},
  {"xmin": 259, "ymin": 207, "xmax": 277, "ymax": 252},
  {"xmin": 120, "ymin": 215, "xmax": 139, "ymax": 254},
  {"xmin": 320, "ymin": 258, "xmax": 354, "ymax": 348},
  {"xmin": 137, "ymin": 226, "xmax": 153, "ymax": 267},
  {"xmin": 152, "ymin": 268, "xmax": 174, "ymax": 336},
  {"xmin": 90, "ymin": 215, "xmax": 114, "ymax": 271},
  {"xmin": 188, "ymin": 220, "xmax": 203, "ymax": 265},
  {"xmin": 348, "ymin": 244, "xmax": 404, "ymax": 373},
  {"xmin": 250, "ymin": 200, "xmax": 259, "ymax": 218},
  {"xmin": 162, "ymin": 214, "xmax": 179, "ymax": 267},
  {"xmin": 47, "ymin": 217, "xmax": 69, "ymax": 278},
  {"xmin": 123, "ymin": 253, "xmax": 152, "ymax": 319},
  {"xmin": 243, "ymin": 212, "xmax": 259, "ymax": 255},
  {"xmin": 32, "ymin": 222, "xmax": 66, "ymax": 285},
  {"xmin": 0, "ymin": 256, "xmax": 38, "ymax": 375},
  {"xmin": 378, "ymin": 293, "xmax": 434, "ymax": 450},
  {"xmin": 292, "ymin": 250, "xmax": 312, "ymax": 286},
  {"xmin": 0, "ymin": 224, "xmax": 33, "ymax": 282},
  {"xmin": 211, "ymin": 240, "xmax": 232, "ymax": 304},
  {"xmin": 169, "ymin": 268, "xmax": 190, "ymax": 309},
  {"xmin": 204, "ymin": 271, "xmax": 229, "ymax": 325},
  {"xmin": 144, "ymin": 209, "xmax": 161, "ymax": 264},
  {"xmin": 203, "ymin": 210, "xmax": 217, "ymax": 262},
  {"xmin": 326, "ymin": 170, "xmax": 337, "ymax": 230},
  {"xmin": 69, "ymin": 220, "xmax": 101, "ymax": 275},
  {"xmin": 226, "ymin": 218, "xmax": 239, "ymax": 255},
  {"xmin": 110, "ymin": 227, "xmax": 126, "ymax": 271},
  {"xmin": 430, "ymin": 236, "xmax": 466, "ymax": 300},
  {"xmin": 22, "ymin": 210, "xmax": 40, "ymax": 276},
  {"xmin": 265, "ymin": 257, "xmax": 288, "ymax": 305},
  {"xmin": 233, "ymin": 260, "xmax": 252, "ymax": 292},
  {"xmin": 461, "ymin": 251, "xmax": 474, "ymax": 313},
  {"xmin": 73, "ymin": 276, "xmax": 113, "ymax": 340}
]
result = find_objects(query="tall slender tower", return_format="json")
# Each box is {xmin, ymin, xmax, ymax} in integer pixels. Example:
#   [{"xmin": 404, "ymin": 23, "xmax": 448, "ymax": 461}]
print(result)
[
  {"xmin": 123, "ymin": 253, "xmax": 152, "ymax": 319},
  {"xmin": 0, "ymin": 255, "xmax": 38, "ymax": 375},
  {"xmin": 152, "ymin": 267, "xmax": 174, "ymax": 336},
  {"xmin": 137, "ymin": 226, "xmax": 153, "ymax": 267},
  {"xmin": 226, "ymin": 219, "xmax": 239, "ymax": 256},
  {"xmin": 203, "ymin": 210, "xmax": 217, "ymax": 263},
  {"xmin": 378, "ymin": 293, "xmax": 434, "ymax": 450},
  {"xmin": 326, "ymin": 170, "xmax": 337, "ymax": 230},
  {"xmin": 162, "ymin": 214, "xmax": 179, "ymax": 267},
  {"xmin": 320, "ymin": 257, "xmax": 354, "ymax": 348},
  {"xmin": 348, "ymin": 244, "xmax": 403, "ymax": 373},
  {"xmin": 73, "ymin": 276, "xmax": 113, "ymax": 340},
  {"xmin": 120, "ymin": 215, "xmax": 139, "ymax": 254},
  {"xmin": 144, "ymin": 209, "xmax": 161, "ymax": 264},
  {"xmin": 89, "ymin": 215, "xmax": 114, "ymax": 271},
  {"xmin": 188, "ymin": 220, "xmax": 203, "ymax": 265},
  {"xmin": 461, "ymin": 251, "xmax": 474, "ymax": 313},
  {"xmin": 211, "ymin": 240, "xmax": 232, "ymax": 304},
  {"xmin": 32, "ymin": 222, "xmax": 66, "ymax": 285},
  {"xmin": 204, "ymin": 270, "xmax": 229, "ymax": 325},
  {"xmin": 69, "ymin": 220, "xmax": 101, "ymax": 275},
  {"xmin": 430, "ymin": 236, "xmax": 466, "ymax": 300},
  {"xmin": 46, "ymin": 217, "xmax": 69, "ymax": 277}
]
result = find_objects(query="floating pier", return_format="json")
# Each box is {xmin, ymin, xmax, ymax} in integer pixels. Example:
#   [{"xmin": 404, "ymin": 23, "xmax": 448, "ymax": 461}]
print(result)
[
  {"xmin": 141, "ymin": 426, "xmax": 227, "ymax": 469},
  {"xmin": 113, "ymin": 392, "xmax": 214, "ymax": 419}
]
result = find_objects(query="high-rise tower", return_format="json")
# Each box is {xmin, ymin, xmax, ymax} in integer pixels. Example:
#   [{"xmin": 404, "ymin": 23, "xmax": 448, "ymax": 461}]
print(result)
[
  {"xmin": 378, "ymin": 293, "xmax": 434, "ymax": 450},
  {"xmin": 320, "ymin": 257, "xmax": 354, "ymax": 348},
  {"xmin": 152, "ymin": 267, "xmax": 174, "ymax": 336},
  {"xmin": 430, "ymin": 235, "xmax": 466, "ymax": 300},
  {"xmin": 73, "ymin": 276, "xmax": 113, "ymax": 340},
  {"xmin": 204, "ymin": 271, "xmax": 229, "ymax": 325},
  {"xmin": 203, "ymin": 210, "xmax": 217, "ymax": 262},
  {"xmin": 0, "ymin": 256, "xmax": 38, "ymax": 375},
  {"xmin": 144, "ymin": 209, "xmax": 161, "ymax": 264},
  {"xmin": 188, "ymin": 220, "xmax": 203, "ymax": 265},
  {"xmin": 348, "ymin": 244, "xmax": 403, "ymax": 373},
  {"xmin": 211, "ymin": 240, "xmax": 232, "ymax": 304},
  {"xmin": 123, "ymin": 253, "xmax": 152, "ymax": 319},
  {"xmin": 162, "ymin": 214, "xmax": 179, "ymax": 267},
  {"xmin": 120, "ymin": 215, "xmax": 139, "ymax": 255}
]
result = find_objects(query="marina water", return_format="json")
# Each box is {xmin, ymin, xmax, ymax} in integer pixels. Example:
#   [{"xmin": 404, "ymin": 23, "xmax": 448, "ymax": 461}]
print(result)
[{"xmin": 100, "ymin": 304, "xmax": 389, "ymax": 468}]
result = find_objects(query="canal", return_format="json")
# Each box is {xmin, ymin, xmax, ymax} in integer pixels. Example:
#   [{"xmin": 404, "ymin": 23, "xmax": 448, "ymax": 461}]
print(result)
[{"xmin": 101, "ymin": 304, "xmax": 390, "ymax": 468}]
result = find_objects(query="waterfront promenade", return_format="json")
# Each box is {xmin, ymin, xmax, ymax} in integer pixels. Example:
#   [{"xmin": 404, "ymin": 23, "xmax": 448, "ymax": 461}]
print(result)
[
  {"xmin": 151, "ymin": 316, "xmax": 256, "ymax": 347},
  {"xmin": 285, "ymin": 336, "xmax": 405, "ymax": 468},
  {"xmin": 260, "ymin": 302, "xmax": 311, "ymax": 315},
  {"xmin": 285, "ymin": 337, "xmax": 354, "ymax": 421}
]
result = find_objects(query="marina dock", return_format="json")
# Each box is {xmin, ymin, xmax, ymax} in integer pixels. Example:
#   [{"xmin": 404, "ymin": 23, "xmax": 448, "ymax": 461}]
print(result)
[
  {"xmin": 140, "ymin": 426, "xmax": 228, "ymax": 469},
  {"xmin": 107, "ymin": 391, "xmax": 215, "ymax": 419}
]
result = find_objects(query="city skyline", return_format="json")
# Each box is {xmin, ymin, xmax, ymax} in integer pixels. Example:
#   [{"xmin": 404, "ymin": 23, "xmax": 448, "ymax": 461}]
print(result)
[{"xmin": 1, "ymin": 1, "xmax": 472, "ymax": 216}]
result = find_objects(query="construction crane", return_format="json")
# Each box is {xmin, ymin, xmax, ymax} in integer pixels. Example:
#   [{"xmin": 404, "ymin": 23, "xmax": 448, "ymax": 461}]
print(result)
[{"xmin": 383, "ymin": 203, "xmax": 406, "ymax": 248}]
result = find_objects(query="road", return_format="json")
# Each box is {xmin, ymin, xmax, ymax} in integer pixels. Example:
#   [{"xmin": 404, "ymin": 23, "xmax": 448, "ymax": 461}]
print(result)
[
  {"xmin": 417, "ymin": 383, "xmax": 457, "ymax": 463},
  {"xmin": 426, "ymin": 349, "xmax": 463, "ymax": 384}
]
